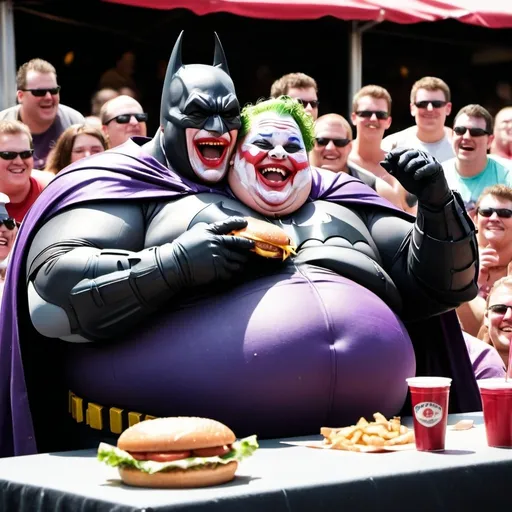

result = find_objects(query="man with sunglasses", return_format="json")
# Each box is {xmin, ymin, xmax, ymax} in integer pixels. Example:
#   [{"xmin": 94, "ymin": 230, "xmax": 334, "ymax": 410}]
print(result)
[
  {"xmin": 0, "ymin": 120, "xmax": 45, "ymax": 223},
  {"xmin": 482, "ymin": 277, "xmax": 512, "ymax": 372},
  {"xmin": 0, "ymin": 59, "xmax": 84, "ymax": 170},
  {"xmin": 270, "ymin": 72, "xmax": 319, "ymax": 120},
  {"xmin": 348, "ymin": 85, "xmax": 412, "ymax": 212},
  {"xmin": 382, "ymin": 77, "xmax": 454, "ymax": 164},
  {"xmin": 442, "ymin": 105, "xmax": 512, "ymax": 211},
  {"xmin": 100, "ymin": 95, "xmax": 147, "ymax": 148},
  {"xmin": 457, "ymin": 185, "xmax": 512, "ymax": 337},
  {"xmin": 310, "ymin": 113, "xmax": 403, "ymax": 208}
]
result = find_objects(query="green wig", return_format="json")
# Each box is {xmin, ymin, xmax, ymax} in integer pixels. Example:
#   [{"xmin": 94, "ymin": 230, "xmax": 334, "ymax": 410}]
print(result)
[{"xmin": 239, "ymin": 96, "xmax": 315, "ymax": 152}]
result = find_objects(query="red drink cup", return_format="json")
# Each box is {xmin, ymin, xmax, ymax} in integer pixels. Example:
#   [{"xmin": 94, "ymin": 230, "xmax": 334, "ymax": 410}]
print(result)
[
  {"xmin": 406, "ymin": 377, "xmax": 452, "ymax": 452},
  {"xmin": 478, "ymin": 378, "xmax": 512, "ymax": 448}
]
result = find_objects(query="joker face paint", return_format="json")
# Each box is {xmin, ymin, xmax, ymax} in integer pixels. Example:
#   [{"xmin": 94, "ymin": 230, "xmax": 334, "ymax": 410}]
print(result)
[{"xmin": 228, "ymin": 111, "xmax": 312, "ymax": 216}]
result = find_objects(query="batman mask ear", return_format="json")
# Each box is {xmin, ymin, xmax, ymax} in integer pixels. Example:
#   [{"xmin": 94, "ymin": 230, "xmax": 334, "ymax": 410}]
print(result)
[
  {"xmin": 165, "ymin": 30, "xmax": 184, "ymax": 86},
  {"xmin": 213, "ymin": 32, "xmax": 230, "ymax": 76}
]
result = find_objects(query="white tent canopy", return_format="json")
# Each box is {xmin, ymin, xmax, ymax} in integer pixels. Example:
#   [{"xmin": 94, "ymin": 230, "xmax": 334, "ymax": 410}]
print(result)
[{"xmin": 0, "ymin": 0, "xmax": 16, "ymax": 111}]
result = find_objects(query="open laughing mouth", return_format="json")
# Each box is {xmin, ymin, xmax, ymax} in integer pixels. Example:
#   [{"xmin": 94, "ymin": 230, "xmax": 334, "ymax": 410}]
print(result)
[
  {"xmin": 257, "ymin": 164, "xmax": 294, "ymax": 189},
  {"xmin": 194, "ymin": 138, "xmax": 229, "ymax": 167}
]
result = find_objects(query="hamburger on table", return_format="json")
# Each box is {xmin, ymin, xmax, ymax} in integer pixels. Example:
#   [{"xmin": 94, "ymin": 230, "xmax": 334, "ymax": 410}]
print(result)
[{"xmin": 98, "ymin": 416, "xmax": 258, "ymax": 488}]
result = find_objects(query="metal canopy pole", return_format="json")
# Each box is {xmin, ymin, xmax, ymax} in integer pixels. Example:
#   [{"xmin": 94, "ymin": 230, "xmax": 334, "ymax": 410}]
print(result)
[
  {"xmin": 348, "ymin": 10, "xmax": 385, "ymax": 116},
  {"xmin": 0, "ymin": 0, "xmax": 17, "ymax": 111}
]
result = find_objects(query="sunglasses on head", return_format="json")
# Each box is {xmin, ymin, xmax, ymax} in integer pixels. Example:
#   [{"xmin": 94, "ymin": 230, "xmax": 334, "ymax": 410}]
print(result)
[
  {"xmin": 21, "ymin": 86, "xmax": 61, "ymax": 97},
  {"xmin": 295, "ymin": 98, "xmax": 320, "ymax": 109},
  {"xmin": 414, "ymin": 100, "xmax": 447, "ymax": 109},
  {"xmin": 315, "ymin": 137, "xmax": 351, "ymax": 148},
  {"xmin": 0, "ymin": 149, "xmax": 34, "ymax": 160},
  {"xmin": 453, "ymin": 126, "xmax": 490, "ymax": 137},
  {"xmin": 0, "ymin": 218, "xmax": 17, "ymax": 230},
  {"xmin": 488, "ymin": 304, "xmax": 512, "ymax": 315},
  {"xmin": 477, "ymin": 207, "xmax": 512, "ymax": 218},
  {"xmin": 356, "ymin": 110, "xmax": 389, "ymax": 120},
  {"xmin": 104, "ymin": 113, "xmax": 148, "ymax": 125}
]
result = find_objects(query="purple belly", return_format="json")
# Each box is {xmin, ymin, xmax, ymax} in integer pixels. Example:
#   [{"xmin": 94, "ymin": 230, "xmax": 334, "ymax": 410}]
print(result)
[{"xmin": 66, "ymin": 266, "xmax": 416, "ymax": 438}]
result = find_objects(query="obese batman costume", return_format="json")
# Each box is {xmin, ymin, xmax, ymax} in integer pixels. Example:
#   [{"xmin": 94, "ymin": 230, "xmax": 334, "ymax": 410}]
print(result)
[{"xmin": 0, "ymin": 34, "xmax": 480, "ymax": 458}]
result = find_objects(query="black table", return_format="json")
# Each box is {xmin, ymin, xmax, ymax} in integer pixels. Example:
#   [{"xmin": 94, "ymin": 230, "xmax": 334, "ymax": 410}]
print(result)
[{"xmin": 1, "ymin": 412, "xmax": 511, "ymax": 511}]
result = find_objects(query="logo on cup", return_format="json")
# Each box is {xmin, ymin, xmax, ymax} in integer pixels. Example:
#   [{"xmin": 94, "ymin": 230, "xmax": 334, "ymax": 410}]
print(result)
[{"xmin": 414, "ymin": 402, "xmax": 443, "ymax": 427}]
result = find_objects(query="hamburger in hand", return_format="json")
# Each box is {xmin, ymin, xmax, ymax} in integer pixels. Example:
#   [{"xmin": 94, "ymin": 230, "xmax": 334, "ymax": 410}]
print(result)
[
  {"xmin": 97, "ymin": 417, "xmax": 258, "ymax": 488},
  {"xmin": 232, "ymin": 217, "xmax": 296, "ymax": 260}
]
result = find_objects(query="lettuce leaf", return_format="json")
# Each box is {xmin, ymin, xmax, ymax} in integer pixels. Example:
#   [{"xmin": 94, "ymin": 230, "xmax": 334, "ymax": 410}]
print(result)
[{"xmin": 97, "ymin": 435, "xmax": 258, "ymax": 474}]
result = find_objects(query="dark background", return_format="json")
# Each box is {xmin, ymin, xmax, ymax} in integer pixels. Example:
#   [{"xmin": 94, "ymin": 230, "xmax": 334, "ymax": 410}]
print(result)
[{"xmin": 12, "ymin": 0, "xmax": 512, "ymax": 135}]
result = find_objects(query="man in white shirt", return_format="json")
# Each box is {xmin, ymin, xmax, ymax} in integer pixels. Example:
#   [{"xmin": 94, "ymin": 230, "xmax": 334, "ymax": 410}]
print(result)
[{"xmin": 382, "ymin": 76, "xmax": 454, "ymax": 163}]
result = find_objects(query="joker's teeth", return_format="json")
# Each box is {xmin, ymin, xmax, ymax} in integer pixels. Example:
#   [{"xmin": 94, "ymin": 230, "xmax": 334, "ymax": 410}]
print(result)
[{"xmin": 260, "ymin": 168, "xmax": 288, "ymax": 176}]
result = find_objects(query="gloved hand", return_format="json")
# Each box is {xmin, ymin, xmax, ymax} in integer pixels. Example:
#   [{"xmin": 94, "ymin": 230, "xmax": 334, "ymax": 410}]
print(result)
[
  {"xmin": 169, "ymin": 216, "xmax": 255, "ymax": 288},
  {"xmin": 380, "ymin": 148, "xmax": 451, "ymax": 209}
]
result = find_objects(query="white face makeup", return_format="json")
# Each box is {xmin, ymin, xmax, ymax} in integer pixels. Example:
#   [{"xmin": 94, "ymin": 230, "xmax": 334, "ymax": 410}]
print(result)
[
  {"xmin": 228, "ymin": 111, "xmax": 312, "ymax": 216},
  {"xmin": 185, "ymin": 128, "xmax": 237, "ymax": 183}
]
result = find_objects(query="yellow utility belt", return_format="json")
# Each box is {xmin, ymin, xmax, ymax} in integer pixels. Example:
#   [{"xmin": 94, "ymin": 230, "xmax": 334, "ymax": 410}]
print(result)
[{"xmin": 68, "ymin": 391, "xmax": 158, "ymax": 434}]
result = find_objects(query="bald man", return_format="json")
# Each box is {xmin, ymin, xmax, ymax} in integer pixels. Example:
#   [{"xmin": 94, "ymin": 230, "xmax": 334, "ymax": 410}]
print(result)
[
  {"xmin": 491, "ymin": 106, "xmax": 512, "ymax": 161},
  {"xmin": 101, "ymin": 95, "xmax": 147, "ymax": 148},
  {"xmin": 309, "ymin": 114, "xmax": 405, "ymax": 210}
]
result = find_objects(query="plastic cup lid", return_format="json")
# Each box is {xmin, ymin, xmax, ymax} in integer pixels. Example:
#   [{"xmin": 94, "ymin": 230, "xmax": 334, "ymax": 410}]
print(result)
[
  {"xmin": 477, "ymin": 378, "xmax": 512, "ymax": 390},
  {"xmin": 406, "ymin": 376, "xmax": 452, "ymax": 388}
]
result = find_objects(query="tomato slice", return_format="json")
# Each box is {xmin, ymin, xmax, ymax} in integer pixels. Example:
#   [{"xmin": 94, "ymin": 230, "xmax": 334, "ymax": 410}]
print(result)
[
  {"xmin": 128, "ymin": 451, "xmax": 192, "ymax": 462},
  {"xmin": 147, "ymin": 451, "xmax": 192, "ymax": 462},
  {"xmin": 129, "ymin": 452, "xmax": 147, "ymax": 461},
  {"xmin": 192, "ymin": 445, "xmax": 232, "ymax": 457}
]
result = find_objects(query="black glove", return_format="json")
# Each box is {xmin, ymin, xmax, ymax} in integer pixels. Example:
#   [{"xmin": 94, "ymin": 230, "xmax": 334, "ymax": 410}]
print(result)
[
  {"xmin": 167, "ymin": 216, "xmax": 254, "ymax": 289},
  {"xmin": 380, "ymin": 148, "xmax": 451, "ymax": 209}
]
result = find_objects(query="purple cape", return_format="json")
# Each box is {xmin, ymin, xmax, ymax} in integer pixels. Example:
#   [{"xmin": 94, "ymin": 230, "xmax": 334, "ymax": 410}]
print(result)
[{"xmin": 0, "ymin": 138, "xmax": 481, "ymax": 457}]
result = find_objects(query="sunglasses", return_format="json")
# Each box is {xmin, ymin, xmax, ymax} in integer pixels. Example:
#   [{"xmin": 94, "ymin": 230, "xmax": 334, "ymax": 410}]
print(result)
[
  {"xmin": 453, "ymin": 126, "xmax": 490, "ymax": 137},
  {"xmin": 0, "ymin": 218, "xmax": 17, "ymax": 230},
  {"xmin": 315, "ymin": 137, "xmax": 351, "ymax": 148},
  {"xmin": 104, "ymin": 113, "xmax": 148, "ymax": 125},
  {"xmin": 355, "ymin": 110, "xmax": 389, "ymax": 120},
  {"xmin": 0, "ymin": 149, "xmax": 34, "ymax": 160},
  {"xmin": 488, "ymin": 304, "xmax": 512, "ymax": 315},
  {"xmin": 414, "ymin": 100, "xmax": 447, "ymax": 109},
  {"xmin": 295, "ymin": 99, "xmax": 320, "ymax": 109},
  {"xmin": 477, "ymin": 207, "xmax": 512, "ymax": 218},
  {"xmin": 21, "ymin": 86, "xmax": 61, "ymax": 97}
]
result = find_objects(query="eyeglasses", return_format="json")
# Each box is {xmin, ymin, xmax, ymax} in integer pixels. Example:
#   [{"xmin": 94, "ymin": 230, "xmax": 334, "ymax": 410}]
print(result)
[
  {"xmin": 488, "ymin": 304, "xmax": 512, "ymax": 315},
  {"xmin": 453, "ymin": 126, "xmax": 490, "ymax": 137},
  {"xmin": 315, "ymin": 137, "xmax": 351, "ymax": 148},
  {"xmin": 477, "ymin": 207, "xmax": 512, "ymax": 218},
  {"xmin": 414, "ymin": 100, "xmax": 447, "ymax": 109},
  {"xmin": 21, "ymin": 86, "xmax": 61, "ymax": 97},
  {"xmin": 104, "ymin": 113, "xmax": 148, "ymax": 125},
  {"xmin": 355, "ymin": 110, "xmax": 389, "ymax": 120},
  {"xmin": 0, "ymin": 150, "xmax": 34, "ymax": 160},
  {"xmin": 0, "ymin": 218, "xmax": 17, "ymax": 230},
  {"xmin": 294, "ymin": 99, "xmax": 320, "ymax": 109}
]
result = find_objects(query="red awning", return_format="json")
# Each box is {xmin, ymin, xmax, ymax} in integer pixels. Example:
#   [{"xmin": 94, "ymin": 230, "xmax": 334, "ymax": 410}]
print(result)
[{"xmin": 104, "ymin": 0, "xmax": 512, "ymax": 27}]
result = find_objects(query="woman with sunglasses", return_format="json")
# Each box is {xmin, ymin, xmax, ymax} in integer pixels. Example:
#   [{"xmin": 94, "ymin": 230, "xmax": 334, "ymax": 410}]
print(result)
[
  {"xmin": 45, "ymin": 124, "xmax": 109, "ymax": 175},
  {"xmin": 457, "ymin": 185, "xmax": 512, "ymax": 337}
]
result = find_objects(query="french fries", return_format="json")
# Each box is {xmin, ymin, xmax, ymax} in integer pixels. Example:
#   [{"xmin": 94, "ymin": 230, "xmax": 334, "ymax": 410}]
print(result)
[{"xmin": 321, "ymin": 413, "xmax": 415, "ymax": 452}]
